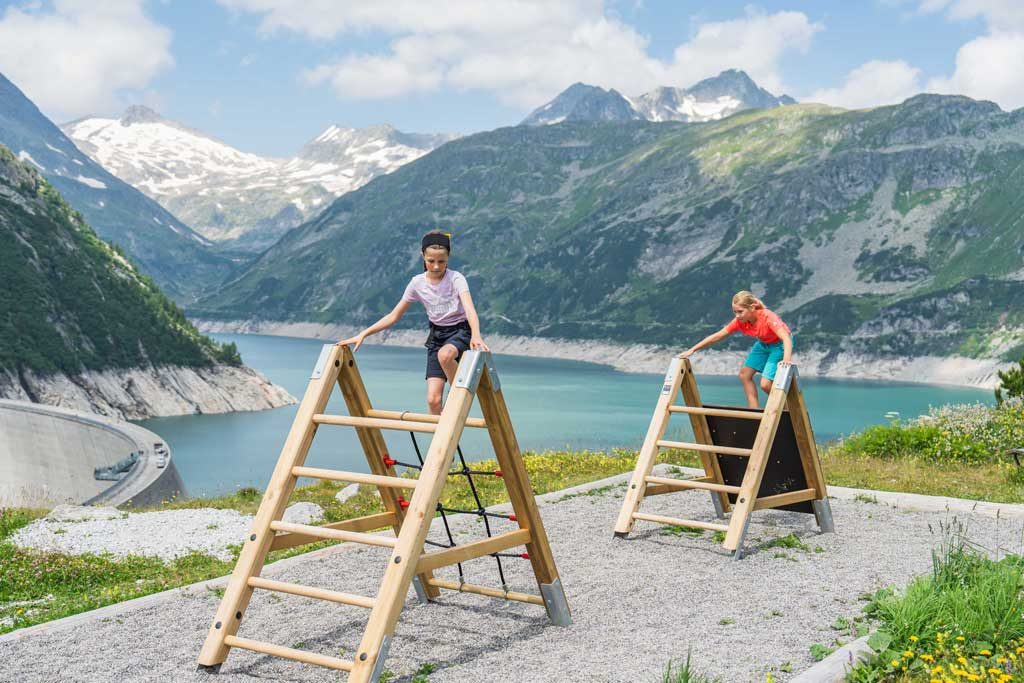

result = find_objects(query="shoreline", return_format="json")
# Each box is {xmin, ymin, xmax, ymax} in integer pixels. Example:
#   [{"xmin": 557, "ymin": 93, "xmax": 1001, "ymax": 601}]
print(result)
[{"xmin": 194, "ymin": 319, "xmax": 1007, "ymax": 390}]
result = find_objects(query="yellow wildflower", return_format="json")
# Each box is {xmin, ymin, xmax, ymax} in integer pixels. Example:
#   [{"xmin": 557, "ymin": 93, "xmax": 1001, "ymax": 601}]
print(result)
[
  {"xmin": 980, "ymin": 649, "xmax": 992, "ymax": 655},
  {"xmin": 921, "ymin": 654, "xmax": 935, "ymax": 662},
  {"xmin": 911, "ymin": 635, "xmax": 919, "ymax": 642},
  {"xmin": 904, "ymin": 650, "xmax": 915, "ymax": 658},
  {"xmin": 891, "ymin": 659, "xmax": 901, "ymax": 667}
]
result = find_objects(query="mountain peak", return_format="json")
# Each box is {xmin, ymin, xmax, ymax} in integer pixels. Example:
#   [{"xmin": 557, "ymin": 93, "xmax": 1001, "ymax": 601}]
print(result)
[
  {"xmin": 523, "ymin": 70, "xmax": 794, "ymax": 127},
  {"xmin": 119, "ymin": 105, "xmax": 166, "ymax": 126},
  {"xmin": 521, "ymin": 83, "xmax": 640, "ymax": 126}
]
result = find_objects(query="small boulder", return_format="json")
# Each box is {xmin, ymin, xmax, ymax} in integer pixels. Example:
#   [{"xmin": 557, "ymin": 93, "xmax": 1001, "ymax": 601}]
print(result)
[
  {"xmin": 335, "ymin": 483, "xmax": 360, "ymax": 504},
  {"xmin": 282, "ymin": 502, "xmax": 324, "ymax": 525}
]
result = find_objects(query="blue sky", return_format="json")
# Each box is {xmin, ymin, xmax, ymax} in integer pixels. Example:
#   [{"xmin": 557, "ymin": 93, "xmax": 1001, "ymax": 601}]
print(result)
[{"xmin": 0, "ymin": 1, "xmax": 1020, "ymax": 157}]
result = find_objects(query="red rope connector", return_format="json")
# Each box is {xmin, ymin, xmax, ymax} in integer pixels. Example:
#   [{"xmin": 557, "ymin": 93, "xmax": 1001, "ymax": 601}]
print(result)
[
  {"xmin": 520, "ymin": 552, "xmax": 530, "ymax": 559},
  {"xmin": 508, "ymin": 514, "xmax": 518, "ymax": 522},
  {"xmin": 397, "ymin": 496, "xmax": 410, "ymax": 509},
  {"xmin": 383, "ymin": 455, "xmax": 397, "ymax": 467},
  {"xmin": 493, "ymin": 470, "xmax": 503, "ymax": 478}
]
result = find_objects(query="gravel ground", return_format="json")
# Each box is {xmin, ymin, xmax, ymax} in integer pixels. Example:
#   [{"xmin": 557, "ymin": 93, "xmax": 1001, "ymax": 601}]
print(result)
[
  {"xmin": 11, "ymin": 503, "xmax": 323, "ymax": 561},
  {"xmin": 2, "ymin": 472, "xmax": 1020, "ymax": 683}
]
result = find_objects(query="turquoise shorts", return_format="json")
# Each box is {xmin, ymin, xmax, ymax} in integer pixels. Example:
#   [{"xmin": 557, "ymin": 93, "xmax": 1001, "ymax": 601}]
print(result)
[{"xmin": 744, "ymin": 340, "xmax": 786, "ymax": 381}]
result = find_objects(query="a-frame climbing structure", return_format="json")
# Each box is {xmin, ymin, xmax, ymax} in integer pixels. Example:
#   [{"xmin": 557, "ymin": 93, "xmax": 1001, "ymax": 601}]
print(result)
[
  {"xmin": 614, "ymin": 357, "xmax": 834, "ymax": 558},
  {"xmin": 197, "ymin": 344, "xmax": 570, "ymax": 681}
]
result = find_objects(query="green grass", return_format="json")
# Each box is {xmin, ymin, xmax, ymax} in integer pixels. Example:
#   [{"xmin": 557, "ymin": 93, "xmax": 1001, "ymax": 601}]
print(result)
[
  {"xmin": 847, "ymin": 521, "xmax": 1024, "ymax": 682},
  {"xmin": 661, "ymin": 651, "xmax": 719, "ymax": 683}
]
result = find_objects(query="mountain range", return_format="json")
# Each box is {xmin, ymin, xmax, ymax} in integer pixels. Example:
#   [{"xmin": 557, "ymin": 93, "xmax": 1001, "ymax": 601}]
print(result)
[
  {"xmin": 522, "ymin": 70, "xmax": 794, "ymax": 126},
  {"xmin": 0, "ymin": 74, "xmax": 228, "ymax": 301},
  {"xmin": 63, "ymin": 108, "xmax": 457, "ymax": 252},
  {"xmin": 190, "ymin": 94, "xmax": 1024, "ymax": 365}
]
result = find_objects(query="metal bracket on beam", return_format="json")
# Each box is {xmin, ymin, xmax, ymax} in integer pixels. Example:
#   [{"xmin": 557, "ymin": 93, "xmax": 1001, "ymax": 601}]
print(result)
[
  {"xmin": 661, "ymin": 358, "xmax": 682, "ymax": 395},
  {"xmin": 310, "ymin": 344, "xmax": 334, "ymax": 380},
  {"xmin": 411, "ymin": 576, "xmax": 430, "ymax": 605},
  {"xmin": 453, "ymin": 351, "xmax": 495, "ymax": 393},
  {"xmin": 709, "ymin": 491, "xmax": 726, "ymax": 519},
  {"xmin": 773, "ymin": 362, "xmax": 797, "ymax": 394},
  {"xmin": 369, "ymin": 635, "xmax": 392, "ymax": 683},
  {"xmin": 812, "ymin": 498, "xmax": 835, "ymax": 534},
  {"xmin": 732, "ymin": 518, "xmax": 751, "ymax": 561},
  {"xmin": 539, "ymin": 577, "xmax": 572, "ymax": 626}
]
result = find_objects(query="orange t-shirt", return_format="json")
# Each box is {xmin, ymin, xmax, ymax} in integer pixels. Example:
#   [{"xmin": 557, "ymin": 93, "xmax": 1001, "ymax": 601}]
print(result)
[{"xmin": 725, "ymin": 308, "xmax": 790, "ymax": 344}]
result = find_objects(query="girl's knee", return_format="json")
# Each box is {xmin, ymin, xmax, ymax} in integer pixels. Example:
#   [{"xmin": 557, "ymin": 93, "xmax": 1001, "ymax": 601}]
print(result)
[
  {"xmin": 427, "ymin": 393, "xmax": 443, "ymax": 413},
  {"xmin": 739, "ymin": 367, "xmax": 755, "ymax": 381},
  {"xmin": 760, "ymin": 377, "xmax": 773, "ymax": 392},
  {"xmin": 438, "ymin": 345, "xmax": 457, "ymax": 363}
]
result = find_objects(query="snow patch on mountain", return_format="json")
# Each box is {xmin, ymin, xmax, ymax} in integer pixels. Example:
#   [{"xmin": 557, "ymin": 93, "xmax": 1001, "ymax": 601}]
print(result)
[{"xmin": 62, "ymin": 108, "xmax": 458, "ymax": 250}]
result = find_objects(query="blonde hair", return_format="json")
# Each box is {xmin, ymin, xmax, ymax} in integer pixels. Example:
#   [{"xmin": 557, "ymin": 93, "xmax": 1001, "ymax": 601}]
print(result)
[{"xmin": 732, "ymin": 290, "xmax": 764, "ymax": 309}]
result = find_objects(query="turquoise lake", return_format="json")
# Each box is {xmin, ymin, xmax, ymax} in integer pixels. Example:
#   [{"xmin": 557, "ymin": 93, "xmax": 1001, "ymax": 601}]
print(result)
[{"xmin": 137, "ymin": 334, "xmax": 993, "ymax": 496}]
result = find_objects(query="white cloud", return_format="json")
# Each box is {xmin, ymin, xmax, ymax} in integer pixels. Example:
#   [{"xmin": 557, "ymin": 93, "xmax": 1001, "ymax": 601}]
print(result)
[
  {"xmin": 926, "ymin": 32, "xmax": 1024, "ymax": 108},
  {"xmin": 223, "ymin": 1, "xmax": 820, "ymax": 108},
  {"xmin": 918, "ymin": 0, "xmax": 1024, "ymax": 109},
  {"xmin": 0, "ymin": 0, "xmax": 173, "ymax": 121},
  {"xmin": 808, "ymin": 60, "xmax": 922, "ymax": 110}
]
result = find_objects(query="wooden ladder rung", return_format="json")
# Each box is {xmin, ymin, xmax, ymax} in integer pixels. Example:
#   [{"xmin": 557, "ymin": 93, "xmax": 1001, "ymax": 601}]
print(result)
[
  {"xmin": 417, "ymin": 529, "xmax": 531, "ymax": 573},
  {"xmin": 366, "ymin": 409, "xmax": 487, "ymax": 429},
  {"xmin": 248, "ymin": 576, "xmax": 376, "ymax": 609},
  {"xmin": 656, "ymin": 439, "xmax": 752, "ymax": 457},
  {"xmin": 224, "ymin": 635, "xmax": 354, "ymax": 672},
  {"xmin": 427, "ymin": 578, "xmax": 545, "ymax": 606},
  {"xmin": 668, "ymin": 405, "xmax": 763, "ymax": 420},
  {"xmin": 269, "ymin": 521, "xmax": 397, "ymax": 548},
  {"xmin": 311, "ymin": 414, "xmax": 438, "ymax": 433},
  {"xmin": 644, "ymin": 476, "xmax": 740, "ymax": 494},
  {"xmin": 631, "ymin": 512, "xmax": 729, "ymax": 532},
  {"xmin": 291, "ymin": 466, "xmax": 417, "ymax": 490}
]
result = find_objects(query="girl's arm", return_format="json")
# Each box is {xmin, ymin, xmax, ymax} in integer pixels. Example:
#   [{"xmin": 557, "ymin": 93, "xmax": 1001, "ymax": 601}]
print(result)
[
  {"xmin": 338, "ymin": 299, "xmax": 411, "ymax": 351},
  {"xmin": 679, "ymin": 326, "xmax": 731, "ymax": 359},
  {"xmin": 458, "ymin": 291, "xmax": 490, "ymax": 351},
  {"xmin": 776, "ymin": 327, "xmax": 793, "ymax": 364}
]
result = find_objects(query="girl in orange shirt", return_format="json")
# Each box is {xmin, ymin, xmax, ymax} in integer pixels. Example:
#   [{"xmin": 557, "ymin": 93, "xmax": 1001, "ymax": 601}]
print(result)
[{"xmin": 679, "ymin": 291, "xmax": 793, "ymax": 408}]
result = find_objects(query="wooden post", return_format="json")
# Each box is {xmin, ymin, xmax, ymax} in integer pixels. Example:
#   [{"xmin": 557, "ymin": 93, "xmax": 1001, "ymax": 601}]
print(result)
[
  {"xmin": 613, "ymin": 357, "xmax": 686, "ymax": 536},
  {"xmin": 678, "ymin": 366, "xmax": 731, "ymax": 514},
  {"xmin": 348, "ymin": 378, "xmax": 475, "ymax": 683},
  {"xmin": 335, "ymin": 345, "xmax": 439, "ymax": 600},
  {"xmin": 197, "ymin": 344, "xmax": 343, "ymax": 668},
  {"xmin": 721, "ymin": 379, "xmax": 788, "ymax": 552}
]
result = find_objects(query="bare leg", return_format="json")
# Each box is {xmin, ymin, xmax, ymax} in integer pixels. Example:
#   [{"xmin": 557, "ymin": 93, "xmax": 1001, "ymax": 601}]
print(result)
[
  {"xmin": 426, "ymin": 378, "xmax": 446, "ymax": 415},
  {"xmin": 739, "ymin": 366, "xmax": 759, "ymax": 409},
  {"xmin": 437, "ymin": 344, "xmax": 459, "ymax": 385},
  {"xmin": 759, "ymin": 377, "xmax": 774, "ymax": 395}
]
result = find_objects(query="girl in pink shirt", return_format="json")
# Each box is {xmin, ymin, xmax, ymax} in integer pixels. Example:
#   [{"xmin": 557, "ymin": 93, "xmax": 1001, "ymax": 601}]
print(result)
[
  {"xmin": 339, "ymin": 231, "xmax": 489, "ymax": 414},
  {"xmin": 680, "ymin": 291, "xmax": 793, "ymax": 408}
]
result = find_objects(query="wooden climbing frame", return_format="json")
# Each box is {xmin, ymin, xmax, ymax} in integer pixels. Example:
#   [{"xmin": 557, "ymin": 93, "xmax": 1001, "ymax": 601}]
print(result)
[
  {"xmin": 614, "ymin": 357, "xmax": 834, "ymax": 558},
  {"xmin": 197, "ymin": 345, "xmax": 570, "ymax": 681}
]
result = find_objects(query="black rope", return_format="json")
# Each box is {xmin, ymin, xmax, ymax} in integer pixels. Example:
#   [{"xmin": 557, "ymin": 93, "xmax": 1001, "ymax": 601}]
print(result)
[
  {"xmin": 455, "ymin": 443, "xmax": 508, "ymax": 588},
  {"xmin": 409, "ymin": 432, "xmax": 465, "ymax": 584},
  {"xmin": 402, "ymin": 431, "xmax": 525, "ymax": 592}
]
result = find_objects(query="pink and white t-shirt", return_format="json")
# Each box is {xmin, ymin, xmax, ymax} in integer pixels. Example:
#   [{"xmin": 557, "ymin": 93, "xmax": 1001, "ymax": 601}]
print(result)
[{"xmin": 402, "ymin": 270, "xmax": 469, "ymax": 326}]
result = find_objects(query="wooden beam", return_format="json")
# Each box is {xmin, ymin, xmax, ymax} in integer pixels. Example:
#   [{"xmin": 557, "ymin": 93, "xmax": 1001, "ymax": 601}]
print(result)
[
  {"xmin": 224, "ymin": 636, "xmax": 353, "ymax": 672},
  {"xmin": 644, "ymin": 475, "xmax": 741, "ymax": 494},
  {"xmin": 312, "ymin": 414, "xmax": 438, "ymax": 434},
  {"xmin": 427, "ymin": 578, "xmax": 544, "ymax": 606},
  {"xmin": 291, "ymin": 467, "xmax": 417, "ymax": 490},
  {"xmin": 416, "ymin": 529, "xmax": 531, "ymax": 573},
  {"xmin": 631, "ymin": 512, "xmax": 729, "ymax": 532},
  {"xmin": 248, "ymin": 576, "xmax": 375, "ymax": 609},
  {"xmin": 366, "ymin": 409, "xmax": 487, "ymax": 429},
  {"xmin": 269, "ymin": 512, "xmax": 397, "ymax": 551},
  {"xmin": 656, "ymin": 439, "xmax": 753, "ymax": 457},
  {"xmin": 752, "ymin": 487, "xmax": 818, "ymax": 510},
  {"xmin": 270, "ymin": 521, "xmax": 397, "ymax": 548},
  {"xmin": 668, "ymin": 405, "xmax": 763, "ymax": 420}
]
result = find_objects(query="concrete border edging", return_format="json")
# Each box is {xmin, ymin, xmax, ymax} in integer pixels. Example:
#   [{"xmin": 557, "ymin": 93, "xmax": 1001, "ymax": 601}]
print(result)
[{"xmin": 790, "ymin": 635, "xmax": 873, "ymax": 682}]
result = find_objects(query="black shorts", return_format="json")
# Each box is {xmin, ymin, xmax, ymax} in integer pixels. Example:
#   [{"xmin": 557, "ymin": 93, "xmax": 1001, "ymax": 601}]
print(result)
[{"xmin": 425, "ymin": 321, "xmax": 471, "ymax": 380}]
